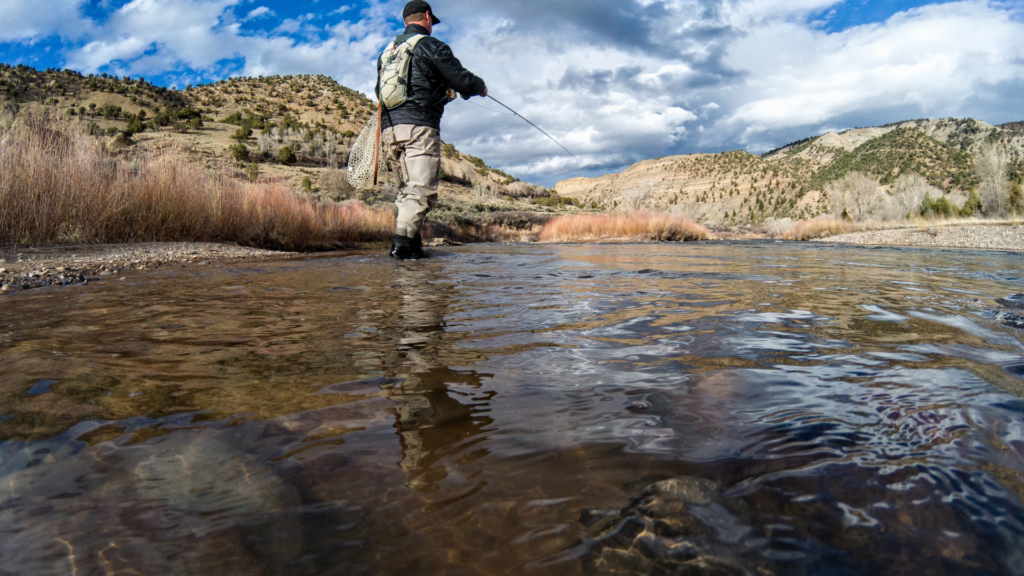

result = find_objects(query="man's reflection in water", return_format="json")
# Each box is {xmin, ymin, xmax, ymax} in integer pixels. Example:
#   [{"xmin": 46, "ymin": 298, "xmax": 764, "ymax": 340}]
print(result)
[{"xmin": 384, "ymin": 262, "xmax": 494, "ymax": 492}]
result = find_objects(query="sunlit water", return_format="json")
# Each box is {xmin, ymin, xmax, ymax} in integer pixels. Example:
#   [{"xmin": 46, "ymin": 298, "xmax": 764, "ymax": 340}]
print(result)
[{"xmin": 2, "ymin": 242, "xmax": 1024, "ymax": 575}]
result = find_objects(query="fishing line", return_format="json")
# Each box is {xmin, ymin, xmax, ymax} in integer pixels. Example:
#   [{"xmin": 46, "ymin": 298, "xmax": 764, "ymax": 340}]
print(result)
[
  {"xmin": 464, "ymin": 98, "xmax": 515, "ymax": 116},
  {"xmin": 486, "ymin": 95, "xmax": 582, "ymax": 172}
]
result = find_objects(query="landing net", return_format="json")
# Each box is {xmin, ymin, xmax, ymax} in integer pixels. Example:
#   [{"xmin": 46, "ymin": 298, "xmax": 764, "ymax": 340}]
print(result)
[{"xmin": 347, "ymin": 113, "xmax": 396, "ymax": 190}]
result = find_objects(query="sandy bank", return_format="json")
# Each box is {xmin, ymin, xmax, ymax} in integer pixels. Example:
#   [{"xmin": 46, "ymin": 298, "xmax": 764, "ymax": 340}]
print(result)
[
  {"xmin": 814, "ymin": 224, "xmax": 1024, "ymax": 252},
  {"xmin": 0, "ymin": 242, "xmax": 299, "ymax": 294}
]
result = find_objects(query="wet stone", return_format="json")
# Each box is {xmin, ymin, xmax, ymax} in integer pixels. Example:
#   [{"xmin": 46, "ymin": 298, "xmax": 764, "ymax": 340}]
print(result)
[
  {"xmin": 578, "ymin": 477, "xmax": 765, "ymax": 576},
  {"xmin": 997, "ymin": 293, "xmax": 1024, "ymax": 310}
]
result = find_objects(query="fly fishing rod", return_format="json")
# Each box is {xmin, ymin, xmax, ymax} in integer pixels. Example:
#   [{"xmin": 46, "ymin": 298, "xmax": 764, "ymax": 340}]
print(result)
[{"xmin": 485, "ymin": 95, "xmax": 581, "ymax": 171}]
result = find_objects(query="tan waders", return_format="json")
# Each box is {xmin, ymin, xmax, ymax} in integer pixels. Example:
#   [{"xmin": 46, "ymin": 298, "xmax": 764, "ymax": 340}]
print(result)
[{"xmin": 385, "ymin": 124, "xmax": 441, "ymax": 259}]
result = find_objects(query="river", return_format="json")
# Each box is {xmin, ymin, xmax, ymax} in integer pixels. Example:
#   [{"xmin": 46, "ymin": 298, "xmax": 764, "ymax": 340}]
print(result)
[{"xmin": 2, "ymin": 242, "xmax": 1023, "ymax": 575}]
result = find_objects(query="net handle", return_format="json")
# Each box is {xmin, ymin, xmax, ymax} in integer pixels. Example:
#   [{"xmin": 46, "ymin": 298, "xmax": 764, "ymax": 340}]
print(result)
[{"xmin": 372, "ymin": 97, "xmax": 382, "ymax": 186}]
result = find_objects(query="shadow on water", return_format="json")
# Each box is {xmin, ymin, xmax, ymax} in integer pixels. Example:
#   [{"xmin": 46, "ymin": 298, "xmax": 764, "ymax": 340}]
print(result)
[{"xmin": 1, "ymin": 242, "xmax": 1024, "ymax": 574}]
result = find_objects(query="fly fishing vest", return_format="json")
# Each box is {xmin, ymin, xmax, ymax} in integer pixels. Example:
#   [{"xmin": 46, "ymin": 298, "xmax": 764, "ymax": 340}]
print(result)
[{"xmin": 378, "ymin": 34, "xmax": 427, "ymax": 110}]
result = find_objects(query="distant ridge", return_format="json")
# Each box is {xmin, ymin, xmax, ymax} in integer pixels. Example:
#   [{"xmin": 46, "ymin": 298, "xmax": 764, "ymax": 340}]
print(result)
[{"xmin": 557, "ymin": 118, "xmax": 1024, "ymax": 225}]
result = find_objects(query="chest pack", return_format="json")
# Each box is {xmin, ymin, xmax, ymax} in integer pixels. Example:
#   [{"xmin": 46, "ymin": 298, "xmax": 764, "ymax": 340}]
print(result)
[{"xmin": 378, "ymin": 34, "xmax": 427, "ymax": 110}]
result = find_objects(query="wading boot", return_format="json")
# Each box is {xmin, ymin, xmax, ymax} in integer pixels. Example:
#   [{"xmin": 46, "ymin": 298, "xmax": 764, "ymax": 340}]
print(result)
[
  {"xmin": 390, "ymin": 235, "xmax": 413, "ymax": 260},
  {"xmin": 409, "ymin": 233, "xmax": 426, "ymax": 260}
]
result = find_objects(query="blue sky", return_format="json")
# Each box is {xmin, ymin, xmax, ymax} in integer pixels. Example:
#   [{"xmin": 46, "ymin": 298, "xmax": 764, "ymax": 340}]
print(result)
[{"xmin": 2, "ymin": 0, "xmax": 1022, "ymax": 186}]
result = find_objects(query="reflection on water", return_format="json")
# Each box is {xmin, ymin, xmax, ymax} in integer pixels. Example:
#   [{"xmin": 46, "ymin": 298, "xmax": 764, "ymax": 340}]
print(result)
[{"xmin": 2, "ymin": 242, "xmax": 1024, "ymax": 575}]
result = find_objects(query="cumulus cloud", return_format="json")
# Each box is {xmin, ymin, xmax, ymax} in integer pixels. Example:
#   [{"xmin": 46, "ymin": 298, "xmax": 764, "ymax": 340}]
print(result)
[
  {"xmin": 245, "ymin": 7, "xmax": 275, "ymax": 21},
  {"xmin": 719, "ymin": 1, "xmax": 1024, "ymax": 149},
  {"xmin": 0, "ymin": 0, "xmax": 91, "ymax": 42},
  {"xmin": 3, "ymin": 0, "xmax": 1024, "ymax": 185}
]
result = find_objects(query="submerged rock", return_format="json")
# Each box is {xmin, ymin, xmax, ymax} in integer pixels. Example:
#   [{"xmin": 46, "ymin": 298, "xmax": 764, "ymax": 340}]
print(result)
[
  {"xmin": 0, "ymin": 430, "xmax": 304, "ymax": 576},
  {"xmin": 577, "ymin": 477, "xmax": 765, "ymax": 575},
  {"xmin": 980, "ymin": 309, "xmax": 1024, "ymax": 331},
  {"xmin": 996, "ymin": 293, "xmax": 1024, "ymax": 310}
]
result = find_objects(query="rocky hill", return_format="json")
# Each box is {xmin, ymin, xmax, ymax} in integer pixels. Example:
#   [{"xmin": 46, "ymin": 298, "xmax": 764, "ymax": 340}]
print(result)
[
  {"xmin": 0, "ymin": 64, "xmax": 576, "ymax": 234},
  {"xmin": 557, "ymin": 118, "xmax": 1024, "ymax": 226}
]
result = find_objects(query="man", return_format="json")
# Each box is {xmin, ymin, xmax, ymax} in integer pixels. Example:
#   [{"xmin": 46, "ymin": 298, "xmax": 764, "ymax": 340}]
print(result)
[{"xmin": 377, "ymin": 0, "xmax": 488, "ymax": 260}]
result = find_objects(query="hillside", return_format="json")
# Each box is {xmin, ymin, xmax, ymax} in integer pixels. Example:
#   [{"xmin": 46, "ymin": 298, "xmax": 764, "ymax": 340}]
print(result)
[
  {"xmin": 0, "ymin": 64, "xmax": 586, "ymax": 237},
  {"xmin": 557, "ymin": 118, "xmax": 1024, "ymax": 226}
]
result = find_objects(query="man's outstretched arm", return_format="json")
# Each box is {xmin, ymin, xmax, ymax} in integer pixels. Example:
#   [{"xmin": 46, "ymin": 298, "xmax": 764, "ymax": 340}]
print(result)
[{"xmin": 431, "ymin": 42, "xmax": 486, "ymax": 99}]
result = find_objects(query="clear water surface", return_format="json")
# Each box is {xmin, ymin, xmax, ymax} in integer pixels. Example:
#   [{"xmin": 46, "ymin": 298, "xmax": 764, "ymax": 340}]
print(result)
[{"xmin": 1, "ymin": 242, "xmax": 1023, "ymax": 575}]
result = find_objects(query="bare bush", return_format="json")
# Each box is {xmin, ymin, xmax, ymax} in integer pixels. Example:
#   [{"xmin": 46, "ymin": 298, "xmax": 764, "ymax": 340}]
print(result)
[
  {"xmin": 766, "ymin": 218, "xmax": 794, "ymax": 238},
  {"xmin": 879, "ymin": 173, "xmax": 939, "ymax": 221},
  {"xmin": 976, "ymin": 144, "xmax": 1009, "ymax": 216},
  {"xmin": 628, "ymin": 185, "xmax": 654, "ymax": 211},
  {"xmin": 826, "ymin": 172, "xmax": 880, "ymax": 221}
]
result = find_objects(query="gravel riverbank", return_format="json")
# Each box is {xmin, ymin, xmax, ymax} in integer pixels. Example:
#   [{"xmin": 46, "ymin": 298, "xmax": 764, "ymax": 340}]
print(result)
[
  {"xmin": 0, "ymin": 242, "xmax": 299, "ymax": 294},
  {"xmin": 816, "ymin": 224, "xmax": 1024, "ymax": 252}
]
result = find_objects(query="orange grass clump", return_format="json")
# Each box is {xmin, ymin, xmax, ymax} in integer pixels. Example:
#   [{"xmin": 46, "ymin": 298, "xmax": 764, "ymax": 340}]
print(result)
[
  {"xmin": 538, "ymin": 211, "xmax": 711, "ymax": 243},
  {"xmin": 782, "ymin": 217, "xmax": 860, "ymax": 241},
  {"xmin": 0, "ymin": 115, "xmax": 393, "ymax": 250}
]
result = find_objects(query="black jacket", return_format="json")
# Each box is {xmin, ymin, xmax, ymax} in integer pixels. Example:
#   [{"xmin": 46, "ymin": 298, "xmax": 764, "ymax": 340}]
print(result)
[{"xmin": 376, "ymin": 24, "xmax": 486, "ymax": 131}]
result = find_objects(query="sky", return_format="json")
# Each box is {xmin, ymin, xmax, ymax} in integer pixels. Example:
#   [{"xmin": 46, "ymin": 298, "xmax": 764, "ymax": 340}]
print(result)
[{"xmin": 1, "ymin": 0, "xmax": 1023, "ymax": 186}]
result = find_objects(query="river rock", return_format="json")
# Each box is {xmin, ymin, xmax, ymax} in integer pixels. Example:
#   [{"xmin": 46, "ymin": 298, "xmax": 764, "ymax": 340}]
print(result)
[
  {"xmin": 0, "ymin": 430, "xmax": 304, "ymax": 575},
  {"xmin": 577, "ymin": 477, "xmax": 765, "ymax": 575},
  {"xmin": 996, "ymin": 294, "xmax": 1024, "ymax": 310}
]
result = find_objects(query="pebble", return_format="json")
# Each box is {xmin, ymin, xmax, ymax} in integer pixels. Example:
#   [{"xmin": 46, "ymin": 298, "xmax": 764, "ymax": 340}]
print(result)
[
  {"xmin": 819, "ymin": 224, "xmax": 1024, "ymax": 252},
  {"xmin": 0, "ymin": 242, "xmax": 298, "ymax": 296}
]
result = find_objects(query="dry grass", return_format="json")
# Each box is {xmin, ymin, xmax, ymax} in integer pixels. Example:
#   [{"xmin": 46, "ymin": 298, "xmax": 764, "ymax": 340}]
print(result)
[
  {"xmin": 782, "ymin": 217, "xmax": 861, "ymax": 240},
  {"xmin": 784, "ymin": 214, "xmax": 1024, "ymax": 241},
  {"xmin": 538, "ymin": 211, "xmax": 711, "ymax": 243},
  {"xmin": 422, "ymin": 220, "xmax": 538, "ymax": 243},
  {"xmin": 0, "ymin": 113, "xmax": 393, "ymax": 250}
]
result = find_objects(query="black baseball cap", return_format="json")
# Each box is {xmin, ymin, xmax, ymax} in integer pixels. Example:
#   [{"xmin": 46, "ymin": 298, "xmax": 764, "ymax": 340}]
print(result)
[{"xmin": 403, "ymin": 0, "xmax": 441, "ymax": 24}]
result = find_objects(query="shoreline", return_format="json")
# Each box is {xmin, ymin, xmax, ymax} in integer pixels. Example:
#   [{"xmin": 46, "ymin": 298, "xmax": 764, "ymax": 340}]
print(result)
[
  {"xmin": 812, "ymin": 223, "xmax": 1024, "ymax": 252},
  {"xmin": 0, "ymin": 242, "xmax": 301, "ymax": 294},
  {"xmin": 3, "ymin": 224, "xmax": 1021, "ymax": 295}
]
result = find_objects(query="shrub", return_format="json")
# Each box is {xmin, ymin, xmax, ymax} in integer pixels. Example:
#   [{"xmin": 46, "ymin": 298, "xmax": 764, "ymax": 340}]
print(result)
[
  {"xmin": 228, "ymin": 143, "xmax": 250, "ymax": 161},
  {"xmin": 960, "ymin": 189, "xmax": 983, "ymax": 217},
  {"xmin": 919, "ymin": 194, "xmax": 956, "ymax": 218},
  {"xmin": 231, "ymin": 126, "xmax": 252, "ymax": 142},
  {"xmin": 188, "ymin": 117, "xmax": 203, "ymax": 130},
  {"xmin": 245, "ymin": 162, "xmax": 260, "ymax": 182},
  {"xmin": 301, "ymin": 176, "xmax": 312, "ymax": 191},
  {"xmin": 278, "ymin": 146, "xmax": 297, "ymax": 164},
  {"xmin": 124, "ymin": 117, "xmax": 145, "ymax": 137}
]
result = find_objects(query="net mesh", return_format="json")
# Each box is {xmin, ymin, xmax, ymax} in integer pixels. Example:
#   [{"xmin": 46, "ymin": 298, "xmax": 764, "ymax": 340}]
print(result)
[
  {"xmin": 347, "ymin": 113, "xmax": 405, "ymax": 190},
  {"xmin": 347, "ymin": 114, "xmax": 385, "ymax": 190}
]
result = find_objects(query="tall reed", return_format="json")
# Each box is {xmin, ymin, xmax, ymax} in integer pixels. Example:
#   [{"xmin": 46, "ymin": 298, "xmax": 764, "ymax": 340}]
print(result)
[
  {"xmin": 0, "ymin": 115, "xmax": 393, "ymax": 250},
  {"xmin": 538, "ymin": 211, "xmax": 711, "ymax": 243}
]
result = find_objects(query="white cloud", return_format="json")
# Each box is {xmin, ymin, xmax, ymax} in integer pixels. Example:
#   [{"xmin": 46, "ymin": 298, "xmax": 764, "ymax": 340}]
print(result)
[
  {"xmin": 5, "ymin": 0, "xmax": 1024, "ymax": 184},
  {"xmin": 245, "ymin": 6, "xmax": 275, "ymax": 20},
  {"xmin": 0, "ymin": 0, "xmax": 91, "ymax": 42},
  {"xmin": 718, "ymin": 1, "xmax": 1024, "ymax": 147}
]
